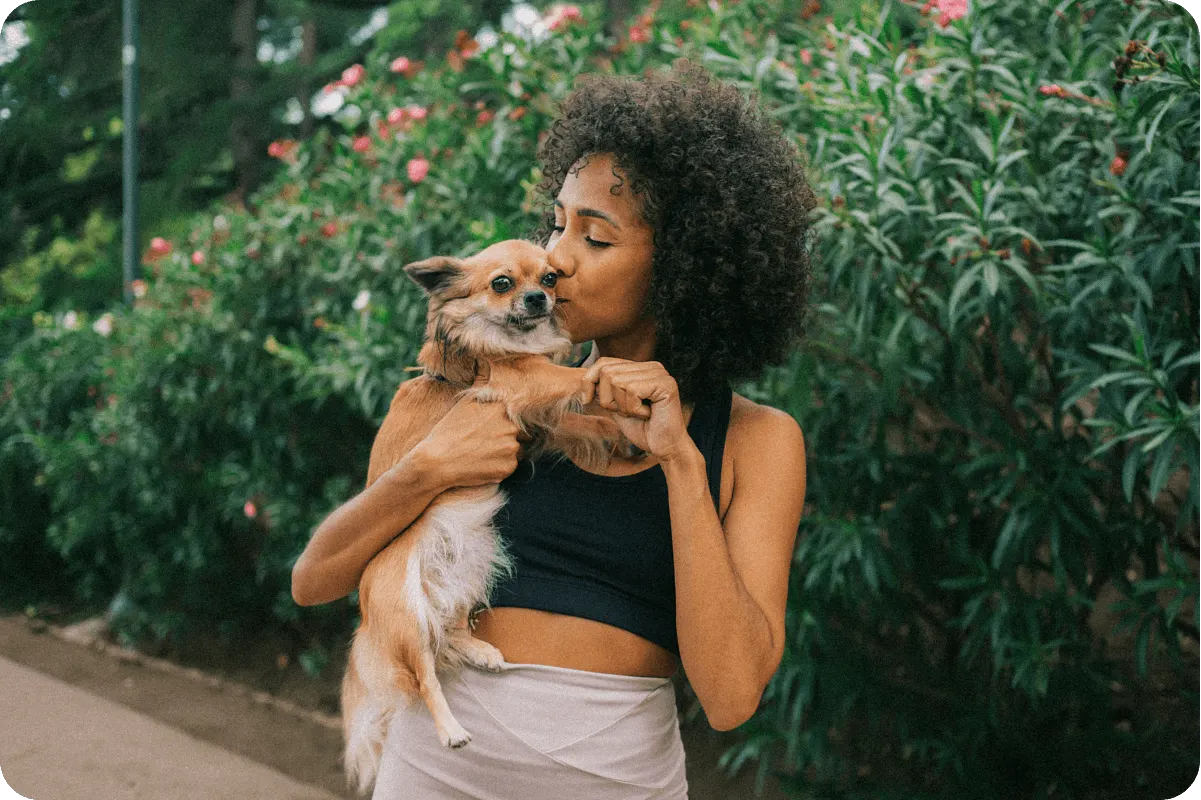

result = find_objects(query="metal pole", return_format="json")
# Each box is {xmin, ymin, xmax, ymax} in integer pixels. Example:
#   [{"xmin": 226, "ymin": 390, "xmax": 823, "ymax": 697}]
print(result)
[{"xmin": 122, "ymin": 0, "xmax": 139, "ymax": 306}]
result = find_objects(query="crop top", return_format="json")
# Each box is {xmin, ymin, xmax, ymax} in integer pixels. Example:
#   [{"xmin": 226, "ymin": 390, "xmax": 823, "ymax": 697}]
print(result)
[{"xmin": 482, "ymin": 360, "xmax": 733, "ymax": 657}]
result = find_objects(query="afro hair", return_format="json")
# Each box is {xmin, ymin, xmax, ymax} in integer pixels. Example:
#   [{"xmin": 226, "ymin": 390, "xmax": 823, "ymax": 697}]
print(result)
[{"xmin": 525, "ymin": 57, "xmax": 820, "ymax": 404}]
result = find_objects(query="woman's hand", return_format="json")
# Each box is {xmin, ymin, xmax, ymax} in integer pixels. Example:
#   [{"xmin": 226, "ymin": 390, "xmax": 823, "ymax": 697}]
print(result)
[
  {"xmin": 580, "ymin": 357, "xmax": 692, "ymax": 461},
  {"xmin": 412, "ymin": 378, "xmax": 524, "ymax": 489}
]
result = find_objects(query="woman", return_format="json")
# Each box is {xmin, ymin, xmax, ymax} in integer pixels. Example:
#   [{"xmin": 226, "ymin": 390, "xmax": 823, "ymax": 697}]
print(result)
[{"xmin": 292, "ymin": 57, "xmax": 816, "ymax": 798}]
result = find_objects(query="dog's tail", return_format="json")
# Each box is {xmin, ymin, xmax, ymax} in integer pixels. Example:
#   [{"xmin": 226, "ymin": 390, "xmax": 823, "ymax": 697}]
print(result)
[{"xmin": 342, "ymin": 630, "xmax": 417, "ymax": 796}]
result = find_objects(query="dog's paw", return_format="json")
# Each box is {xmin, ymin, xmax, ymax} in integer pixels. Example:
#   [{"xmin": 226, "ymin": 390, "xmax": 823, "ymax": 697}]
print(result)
[
  {"xmin": 470, "ymin": 640, "xmax": 506, "ymax": 672},
  {"xmin": 453, "ymin": 636, "xmax": 506, "ymax": 672},
  {"xmin": 440, "ymin": 722, "xmax": 472, "ymax": 749}
]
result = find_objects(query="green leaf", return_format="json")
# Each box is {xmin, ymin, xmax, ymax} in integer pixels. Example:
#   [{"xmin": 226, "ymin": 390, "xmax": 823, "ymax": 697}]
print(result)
[
  {"xmin": 1135, "ymin": 619, "xmax": 1152, "ymax": 678},
  {"xmin": 1144, "ymin": 95, "xmax": 1177, "ymax": 155},
  {"xmin": 1168, "ymin": 350, "xmax": 1200, "ymax": 372},
  {"xmin": 1088, "ymin": 343, "xmax": 1144, "ymax": 365},
  {"xmin": 982, "ymin": 261, "xmax": 1000, "ymax": 296},
  {"xmin": 1122, "ymin": 447, "xmax": 1143, "ymax": 502},
  {"xmin": 991, "ymin": 509, "xmax": 1022, "ymax": 569},
  {"xmin": 948, "ymin": 262, "xmax": 983, "ymax": 328},
  {"xmin": 1141, "ymin": 426, "xmax": 1174, "ymax": 453}
]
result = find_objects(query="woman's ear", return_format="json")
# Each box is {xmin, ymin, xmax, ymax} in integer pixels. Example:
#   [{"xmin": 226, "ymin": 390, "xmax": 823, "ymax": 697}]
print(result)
[{"xmin": 403, "ymin": 256, "xmax": 462, "ymax": 294}]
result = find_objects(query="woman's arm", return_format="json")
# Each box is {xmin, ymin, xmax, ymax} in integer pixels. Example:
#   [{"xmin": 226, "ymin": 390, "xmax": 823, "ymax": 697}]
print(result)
[
  {"xmin": 661, "ymin": 407, "xmax": 806, "ymax": 731},
  {"xmin": 291, "ymin": 445, "xmax": 448, "ymax": 606},
  {"xmin": 291, "ymin": 391, "xmax": 524, "ymax": 606}
]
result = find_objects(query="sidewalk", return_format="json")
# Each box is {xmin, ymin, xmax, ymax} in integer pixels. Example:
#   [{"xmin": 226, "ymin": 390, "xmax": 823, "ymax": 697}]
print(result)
[
  {"xmin": 0, "ymin": 656, "xmax": 341, "ymax": 800},
  {"xmin": 0, "ymin": 613, "xmax": 788, "ymax": 800}
]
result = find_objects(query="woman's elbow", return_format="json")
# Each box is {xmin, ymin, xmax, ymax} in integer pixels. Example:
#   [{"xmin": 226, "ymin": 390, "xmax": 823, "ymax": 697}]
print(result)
[{"xmin": 291, "ymin": 558, "xmax": 323, "ymax": 606}]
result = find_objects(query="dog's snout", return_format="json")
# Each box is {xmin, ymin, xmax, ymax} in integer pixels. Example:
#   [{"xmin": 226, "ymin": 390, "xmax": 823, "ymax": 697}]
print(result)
[{"xmin": 522, "ymin": 291, "xmax": 548, "ymax": 313}]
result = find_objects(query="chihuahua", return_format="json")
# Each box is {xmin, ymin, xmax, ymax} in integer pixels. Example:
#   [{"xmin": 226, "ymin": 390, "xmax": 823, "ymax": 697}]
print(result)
[{"xmin": 340, "ymin": 238, "xmax": 637, "ymax": 795}]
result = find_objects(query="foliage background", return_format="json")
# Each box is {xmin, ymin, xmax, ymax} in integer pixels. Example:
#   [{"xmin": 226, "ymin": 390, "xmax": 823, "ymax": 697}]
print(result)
[{"xmin": 1, "ymin": 0, "xmax": 1197, "ymax": 797}]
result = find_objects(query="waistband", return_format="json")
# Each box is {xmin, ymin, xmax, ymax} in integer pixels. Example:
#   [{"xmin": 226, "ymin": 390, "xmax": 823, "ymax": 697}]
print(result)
[{"xmin": 481, "ymin": 658, "xmax": 672, "ymax": 692}]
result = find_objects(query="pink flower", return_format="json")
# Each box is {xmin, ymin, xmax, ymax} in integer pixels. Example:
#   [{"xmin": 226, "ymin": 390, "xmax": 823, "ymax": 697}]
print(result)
[
  {"xmin": 191, "ymin": 251, "xmax": 205, "ymax": 265},
  {"xmin": 407, "ymin": 157, "xmax": 430, "ymax": 183},
  {"xmin": 268, "ymin": 139, "xmax": 299, "ymax": 163},
  {"xmin": 1110, "ymin": 155, "xmax": 1128, "ymax": 177},
  {"xmin": 387, "ymin": 107, "xmax": 406, "ymax": 126},
  {"xmin": 407, "ymin": 104, "xmax": 427, "ymax": 121},
  {"xmin": 546, "ymin": 4, "xmax": 584, "ymax": 30},
  {"xmin": 244, "ymin": 500, "xmax": 257, "ymax": 518},
  {"xmin": 390, "ymin": 56, "xmax": 411, "ymax": 73},
  {"xmin": 340, "ymin": 64, "xmax": 365, "ymax": 87},
  {"xmin": 800, "ymin": 48, "xmax": 812, "ymax": 65},
  {"xmin": 149, "ymin": 237, "xmax": 172, "ymax": 256},
  {"xmin": 628, "ymin": 25, "xmax": 650, "ymax": 43},
  {"xmin": 352, "ymin": 136, "xmax": 372, "ymax": 153},
  {"xmin": 935, "ymin": 0, "xmax": 967, "ymax": 27}
]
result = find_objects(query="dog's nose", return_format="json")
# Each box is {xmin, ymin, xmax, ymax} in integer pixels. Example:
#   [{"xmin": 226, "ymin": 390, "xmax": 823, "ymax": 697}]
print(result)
[{"xmin": 523, "ymin": 291, "xmax": 548, "ymax": 313}]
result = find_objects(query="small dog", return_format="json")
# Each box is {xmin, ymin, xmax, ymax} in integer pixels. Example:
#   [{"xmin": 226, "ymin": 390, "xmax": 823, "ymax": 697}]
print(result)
[{"xmin": 340, "ymin": 238, "xmax": 634, "ymax": 795}]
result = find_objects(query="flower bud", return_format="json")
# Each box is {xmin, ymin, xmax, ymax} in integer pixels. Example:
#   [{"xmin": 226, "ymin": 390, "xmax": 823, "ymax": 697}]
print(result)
[
  {"xmin": 341, "ymin": 64, "xmax": 365, "ymax": 87},
  {"xmin": 407, "ymin": 157, "xmax": 430, "ymax": 183}
]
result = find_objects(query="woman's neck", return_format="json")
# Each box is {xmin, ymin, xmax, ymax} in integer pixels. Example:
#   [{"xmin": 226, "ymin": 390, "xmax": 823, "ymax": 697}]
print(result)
[{"xmin": 589, "ymin": 319, "xmax": 656, "ymax": 363}]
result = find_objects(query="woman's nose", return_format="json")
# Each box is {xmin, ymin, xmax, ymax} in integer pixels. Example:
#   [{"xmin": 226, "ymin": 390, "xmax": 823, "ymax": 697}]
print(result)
[{"xmin": 546, "ymin": 240, "xmax": 575, "ymax": 278}]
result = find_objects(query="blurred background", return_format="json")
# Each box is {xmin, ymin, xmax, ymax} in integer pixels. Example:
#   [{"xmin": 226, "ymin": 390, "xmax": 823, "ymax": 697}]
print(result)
[{"xmin": 0, "ymin": 0, "xmax": 1197, "ymax": 798}]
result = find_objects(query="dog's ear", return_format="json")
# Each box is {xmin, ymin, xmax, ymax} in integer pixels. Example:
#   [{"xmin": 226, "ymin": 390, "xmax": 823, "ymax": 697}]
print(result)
[{"xmin": 403, "ymin": 256, "xmax": 462, "ymax": 295}]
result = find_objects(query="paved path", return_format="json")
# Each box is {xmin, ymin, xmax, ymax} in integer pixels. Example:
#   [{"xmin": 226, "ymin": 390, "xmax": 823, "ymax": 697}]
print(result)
[{"xmin": 0, "ymin": 656, "xmax": 341, "ymax": 800}]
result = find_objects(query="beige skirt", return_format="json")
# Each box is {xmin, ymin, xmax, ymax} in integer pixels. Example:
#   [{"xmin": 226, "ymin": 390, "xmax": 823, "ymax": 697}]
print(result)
[{"xmin": 371, "ymin": 658, "xmax": 689, "ymax": 799}]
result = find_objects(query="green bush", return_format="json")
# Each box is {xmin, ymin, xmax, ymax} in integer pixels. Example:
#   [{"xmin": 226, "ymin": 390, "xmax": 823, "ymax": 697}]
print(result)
[
  {"xmin": 716, "ymin": 0, "xmax": 1198, "ymax": 797},
  {"xmin": 1, "ymin": 0, "xmax": 1196, "ymax": 797}
]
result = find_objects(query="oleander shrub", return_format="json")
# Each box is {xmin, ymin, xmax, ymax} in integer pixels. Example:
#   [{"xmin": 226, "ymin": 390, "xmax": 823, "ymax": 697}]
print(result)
[
  {"xmin": 0, "ymin": 0, "xmax": 1196, "ymax": 797},
  {"xmin": 714, "ymin": 0, "xmax": 1198, "ymax": 797},
  {"xmin": 0, "ymin": 0, "xmax": 713, "ymax": 658}
]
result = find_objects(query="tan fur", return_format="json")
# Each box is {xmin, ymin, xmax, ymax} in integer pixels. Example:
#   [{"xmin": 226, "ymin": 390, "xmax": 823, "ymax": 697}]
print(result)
[{"xmin": 340, "ymin": 239, "xmax": 632, "ymax": 796}]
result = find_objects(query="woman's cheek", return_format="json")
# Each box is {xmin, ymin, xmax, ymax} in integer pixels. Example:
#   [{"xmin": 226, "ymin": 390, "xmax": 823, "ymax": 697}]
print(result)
[{"xmin": 559, "ymin": 302, "xmax": 588, "ymax": 338}]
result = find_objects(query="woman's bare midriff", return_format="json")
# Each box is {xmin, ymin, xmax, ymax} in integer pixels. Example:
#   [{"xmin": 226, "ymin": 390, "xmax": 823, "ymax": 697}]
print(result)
[{"xmin": 471, "ymin": 607, "xmax": 680, "ymax": 678}]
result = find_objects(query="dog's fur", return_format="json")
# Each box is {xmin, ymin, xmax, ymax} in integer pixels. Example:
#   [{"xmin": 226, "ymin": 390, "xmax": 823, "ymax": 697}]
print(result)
[{"xmin": 340, "ymin": 239, "xmax": 632, "ymax": 795}]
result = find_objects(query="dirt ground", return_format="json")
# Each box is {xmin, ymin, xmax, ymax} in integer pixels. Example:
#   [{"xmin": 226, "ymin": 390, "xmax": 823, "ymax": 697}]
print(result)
[{"xmin": 0, "ymin": 611, "xmax": 791, "ymax": 799}]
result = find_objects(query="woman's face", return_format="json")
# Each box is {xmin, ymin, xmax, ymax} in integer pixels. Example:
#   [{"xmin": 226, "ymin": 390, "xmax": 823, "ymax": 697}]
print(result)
[{"xmin": 545, "ymin": 152, "xmax": 656, "ymax": 348}]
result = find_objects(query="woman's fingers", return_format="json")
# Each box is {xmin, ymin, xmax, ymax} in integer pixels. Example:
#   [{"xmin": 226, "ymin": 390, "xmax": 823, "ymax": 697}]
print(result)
[{"xmin": 581, "ymin": 358, "xmax": 667, "ymax": 420}]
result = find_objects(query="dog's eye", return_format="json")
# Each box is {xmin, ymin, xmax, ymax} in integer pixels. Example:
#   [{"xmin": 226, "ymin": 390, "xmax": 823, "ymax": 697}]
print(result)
[
  {"xmin": 540, "ymin": 273, "xmax": 558, "ymax": 288},
  {"xmin": 491, "ymin": 276, "xmax": 513, "ymax": 293}
]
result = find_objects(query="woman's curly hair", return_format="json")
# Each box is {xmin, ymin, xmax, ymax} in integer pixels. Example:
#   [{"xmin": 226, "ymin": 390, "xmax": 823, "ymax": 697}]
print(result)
[{"xmin": 526, "ymin": 57, "xmax": 820, "ymax": 404}]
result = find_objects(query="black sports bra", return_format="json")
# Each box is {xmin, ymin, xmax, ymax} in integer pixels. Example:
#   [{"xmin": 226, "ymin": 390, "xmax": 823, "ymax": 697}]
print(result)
[{"xmin": 483, "ymin": 359, "xmax": 733, "ymax": 657}]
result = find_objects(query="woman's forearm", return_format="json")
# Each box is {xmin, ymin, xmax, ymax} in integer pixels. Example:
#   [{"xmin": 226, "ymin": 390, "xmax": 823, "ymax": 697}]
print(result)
[
  {"xmin": 291, "ymin": 445, "xmax": 447, "ymax": 606},
  {"xmin": 662, "ymin": 441, "xmax": 775, "ymax": 731}
]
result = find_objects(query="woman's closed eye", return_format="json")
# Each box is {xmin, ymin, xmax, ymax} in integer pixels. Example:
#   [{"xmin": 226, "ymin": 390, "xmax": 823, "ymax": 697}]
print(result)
[{"xmin": 551, "ymin": 225, "xmax": 612, "ymax": 248}]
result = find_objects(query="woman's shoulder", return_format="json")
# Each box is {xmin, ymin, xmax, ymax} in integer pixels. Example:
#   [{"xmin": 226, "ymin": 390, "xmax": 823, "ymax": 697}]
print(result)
[{"xmin": 726, "ymin": 391, "xmax": 806, "ymax": 465}]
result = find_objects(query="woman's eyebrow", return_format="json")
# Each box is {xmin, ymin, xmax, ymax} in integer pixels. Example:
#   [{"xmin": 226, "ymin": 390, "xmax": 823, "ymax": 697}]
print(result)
[{"xmin": 554, "ymin": 199, "xmax": 621, "ymax": 230}]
